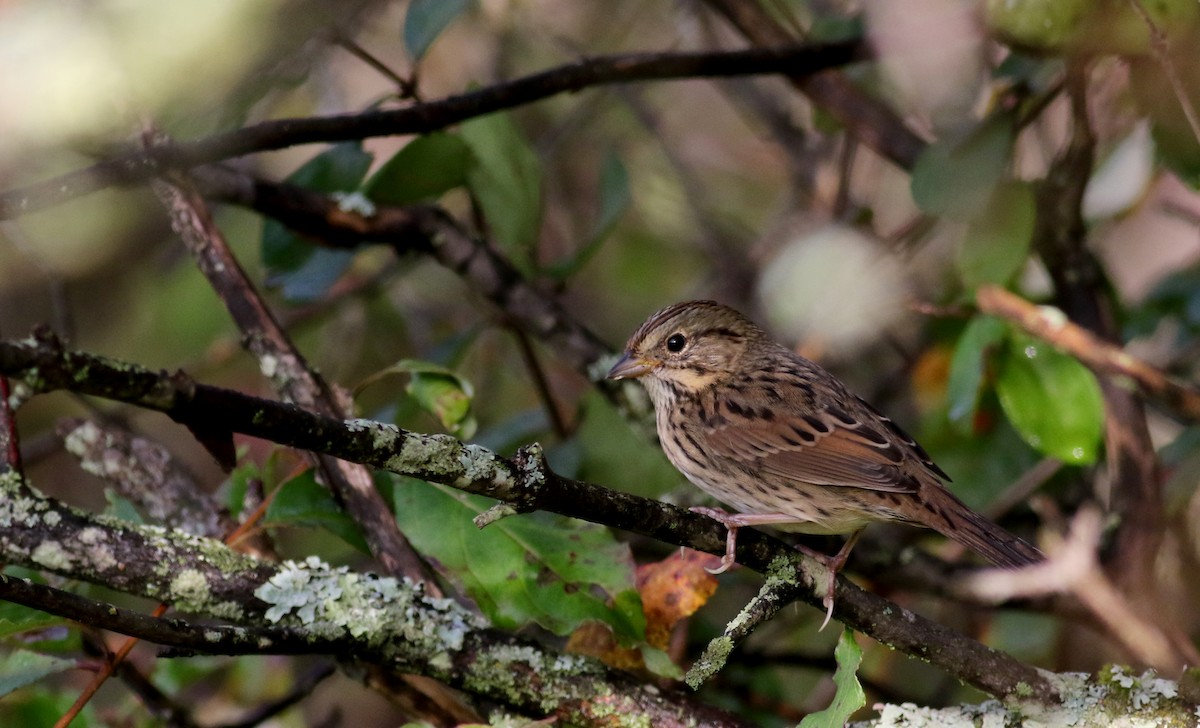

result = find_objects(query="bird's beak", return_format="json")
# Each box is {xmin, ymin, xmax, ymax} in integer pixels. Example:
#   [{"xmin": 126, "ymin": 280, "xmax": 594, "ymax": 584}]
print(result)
[{"xmin": 607, "ymin": 351, "xmax": 655, "ymax": 380}]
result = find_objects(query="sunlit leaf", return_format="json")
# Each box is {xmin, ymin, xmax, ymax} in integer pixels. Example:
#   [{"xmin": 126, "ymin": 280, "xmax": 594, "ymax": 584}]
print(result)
[
  {"xmin": 0, "ymin": 650, "xmax": 74, "ymax": 699},
  {"xmin": 389, "ymin": 477, "xmax": 645, "ymax": 643},
  {"xmin": 995, "ymin": 331, "xmax": 1104, "ymax": 463},
  {"xmin": 264, "ymin": 470, "xmax": 370, "ymax": 553},
  {"xmin": 363, "ymin": 133, "xmax": 471, "ymax": 205},
  {"xmin": 946, "ymin": 315, "xmax": 1007, "ymax": 430},
  {"xmin": 461, "ymin": 111, "xmax": 542, "ymax": 270},
  {"xmin": 959, "ymin": 181, "xmax": 1034, "ymax": 288},
  {"xmin": 404, "ymin": 0, "xmax": 473, "ymax": 61},
  {"xmin": 798, "ymin": 629, "xmax": 865, "ymax": 728},
  {"xmin": 911, "ymin": 114, "xmax": 1014, "ymax": 220}
]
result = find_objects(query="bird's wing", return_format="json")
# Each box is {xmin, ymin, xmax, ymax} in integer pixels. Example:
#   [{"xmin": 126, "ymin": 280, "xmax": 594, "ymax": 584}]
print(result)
[{"xmin": 701, "ymin": 397, "xmax": 938, "ymax": 494}]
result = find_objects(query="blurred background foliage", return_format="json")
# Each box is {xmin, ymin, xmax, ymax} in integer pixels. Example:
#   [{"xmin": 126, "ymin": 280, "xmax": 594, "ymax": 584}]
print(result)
[{"xmin": 2, "ymin": 0, "xmax": 1200, "ymax": 725}]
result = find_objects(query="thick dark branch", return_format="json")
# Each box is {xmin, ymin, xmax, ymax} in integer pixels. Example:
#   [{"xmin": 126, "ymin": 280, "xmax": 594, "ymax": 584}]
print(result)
[
  {"xmin": 0, "ymin": 333, "xmax": 1058, "ymax": 702},
  {"xmin": 0, "ymin": 41, "xmax": 864, "ymax": 219}
]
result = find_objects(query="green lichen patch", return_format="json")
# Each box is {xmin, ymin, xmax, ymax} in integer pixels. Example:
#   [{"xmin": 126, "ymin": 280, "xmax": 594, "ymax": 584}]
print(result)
[{"xmin": 255, "ymin": 556, "xmax": 483, "ymax": 653}]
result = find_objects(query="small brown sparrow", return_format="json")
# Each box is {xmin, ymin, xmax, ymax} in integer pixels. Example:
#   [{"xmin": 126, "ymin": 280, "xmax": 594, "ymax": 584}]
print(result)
[{"xmin": 608, "ymin": 301, "xmax": 1041, "ymax": 618}]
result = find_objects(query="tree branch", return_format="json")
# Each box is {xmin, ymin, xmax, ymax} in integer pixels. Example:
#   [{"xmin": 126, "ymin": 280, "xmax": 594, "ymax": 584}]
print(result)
[
  {"xmin": 0, "ymin": 42, "xmax": 864, "ymax": 219},
  {"xmin": 151, "ymin": 171, "xmax": 435, "ymax": 585}
]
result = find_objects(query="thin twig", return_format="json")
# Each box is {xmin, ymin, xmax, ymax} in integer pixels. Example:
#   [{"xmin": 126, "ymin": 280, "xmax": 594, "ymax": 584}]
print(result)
[
  {"xmin": 977, "ymin": 285, "xmax": 1200, "ymax": 422},
  {"xmin": 510, "ymin": 327, "xmax": 571, "ymax": 438},
  {"xmin": 1128, "ymin": 0, "xmax": 1200, "ymax": 145}
]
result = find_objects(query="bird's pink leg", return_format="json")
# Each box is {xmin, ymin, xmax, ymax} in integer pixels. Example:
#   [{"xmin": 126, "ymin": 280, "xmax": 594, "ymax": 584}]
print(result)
[{"xmin": 688, "ymin": 506, "xmax": 862, "ymax": 629}]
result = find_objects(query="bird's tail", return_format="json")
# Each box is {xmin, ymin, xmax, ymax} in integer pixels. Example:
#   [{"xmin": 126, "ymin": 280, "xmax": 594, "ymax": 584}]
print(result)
[{"xmin": 926, "ymin": 488, "xmax": 1043, "ymax": 568}]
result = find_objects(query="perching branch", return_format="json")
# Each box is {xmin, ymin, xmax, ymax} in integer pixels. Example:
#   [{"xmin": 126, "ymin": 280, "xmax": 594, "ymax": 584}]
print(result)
[{"xmin": 0, "ymin": 332, "xmax": 1058, "ymax": 703}]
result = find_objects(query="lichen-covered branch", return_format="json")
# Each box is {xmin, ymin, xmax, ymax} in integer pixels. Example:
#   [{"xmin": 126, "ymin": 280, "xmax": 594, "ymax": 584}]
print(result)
[
  {"xmin": 0, "ymin": 536, "xmax": 749, "ymax": 726},
  {"xmin": 59, "ymin": 418, "xmax": 231, "ymax": 538},
  {"xmin": 0, "ymin": 470, "xmax": 273, "ymax": 619},
  {"xmin": 152, "ymin": 171, "xmax": 434, "ymax": 585},
  {"xmin": 0, "ymin": 332, "xmax": 1057, "ymax": 702}
]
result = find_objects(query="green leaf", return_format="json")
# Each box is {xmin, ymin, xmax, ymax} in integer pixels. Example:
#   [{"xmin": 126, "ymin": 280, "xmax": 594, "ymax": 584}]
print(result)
[
  {"xmin": 798, "ymin": 628, "xmax": 865, "ymax": 728},
  {"xmin": 995, "ymin": 331, "xmax": 1104, "ymax": 463},
  {"xmin": 261, "ymin": 142, "xmax": 373, "ymax": 285},
  {"xmin": 359, "ymin": 359, "xmax": 477, "ymax": 439},
  {"xmin": 389, "ymin": 476, "xmax": 645, "ymax": 643},
  {"xmin": 0, "ymin": 601, "xmax": 66, "ymax": 640},
  {"xmin": 0, "ymin": 650, "xmax": 74, "ymax": 699},
  {"xmin": 273, "ymin": 248, "xmax": 356, "ymax": 303},
  {"xmin": 958, "ymin": 181, "xmax": 1034, "ymax": 288},
  {"xmin": 946, "ymin": 315, "xmax": 1008, "ymax": 430},
  {"xmin": 461, "ymin": 112, "xmax": 542, "ymax": 269},
  {"xmin": 363, "ymin": 133, "xmax": 471, "ymax": 205},
  {"xmin": 264, "ymin": 470, "xmax": 370, "ymax": 553},
  {"xmin": 911, "ymin": 114, "xmax": 1014, "ymax": 220},
  {"xmin": 545, "ymin": 150, "xmax": 631, "ymax": 279},
  {"xmin": 404, "ymin": 0, "xmax": 472, "ymax": 61}
]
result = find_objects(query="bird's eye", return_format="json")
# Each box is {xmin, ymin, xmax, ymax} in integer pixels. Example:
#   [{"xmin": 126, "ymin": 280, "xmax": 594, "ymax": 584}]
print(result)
[{"xmin": 666, "ymin": 333, "xmax": 687, "ymax": 352}]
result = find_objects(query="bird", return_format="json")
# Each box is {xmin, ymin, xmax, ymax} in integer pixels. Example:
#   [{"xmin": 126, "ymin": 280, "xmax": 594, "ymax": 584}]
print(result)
[{"xmin": 607, "ymin": 300, "xmax": 1042, "ymax": 622}]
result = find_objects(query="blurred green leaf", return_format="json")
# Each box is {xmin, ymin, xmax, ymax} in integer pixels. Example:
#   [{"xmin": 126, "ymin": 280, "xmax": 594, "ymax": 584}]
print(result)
[
  {"xmin": 0, "ymin": 601, "xmax": 66, "ymax": 640},
  {"xmin": 946, "ymin": 315, "xmax": 1008, "ymax": 430},
  {"xmin": 1127, "ymin": 263, "xmax": 1200, "ymax": 339},
  {"xmin": 0, "ymin": 688, "xmax": 95, "ymax": 728},
  {"xmin": 995, "ymin": 332, "xmax": 1104, "ymax": 463},
  {"xmin": 276, "ymin": 247, "xmax": 356, "ymax": 302},
  {"xmin": 0, "ymin": 650, "xmax": 74, "ymax": 699},
  {"xmin": 363, "ymin": 133, "xmax": 472, "ymax": 205},
  {"xmin": 545, "ymin": 150, "xmax": 630, "ymax": 279},
  {"xmin": 102, "ymin": 490, "xmax": 144, "ymax": 524},
  {"xmin": 264, "ymin": 470, "xmax": 370, "ymax": 553},
  {"xmin": 389, "ymin": 476, "xmax": 645, "ymax": 643},
  {"xmin": 958, "ymin": 181, "xmax": 1034, "ymax": 288},
  {"xmin": 404, "ymin": 0, "xmax": 473, "ymax": 61},
  {"xmin": 461, "ymin": 112, "xmax": 543, "ymax": 270},
  {"xmin": 911, "ymin": 114, "xmax": 1014, "ymax": 220},
  {"xmin": 261, "ymin": 142, "xmax": 373, "ymax": 298},
  {"xmin": 798, "ymin": 628, "xmax": 865, "ymax": 728}
]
